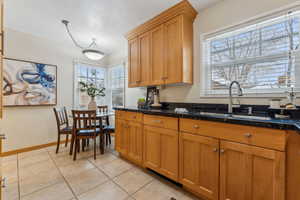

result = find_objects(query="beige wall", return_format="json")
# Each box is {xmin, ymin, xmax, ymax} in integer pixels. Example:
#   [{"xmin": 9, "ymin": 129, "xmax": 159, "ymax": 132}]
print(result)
[
  {"xmin": 160, "ymin": 0, "xmax": 300, "ymax": 105},
  {"xmin": 107, "ymin": 0, "xmax": 300, "ymax": 106},
  {"xmin": 0, "ymin": 28, "xmax": 108, "ymax": 152}
]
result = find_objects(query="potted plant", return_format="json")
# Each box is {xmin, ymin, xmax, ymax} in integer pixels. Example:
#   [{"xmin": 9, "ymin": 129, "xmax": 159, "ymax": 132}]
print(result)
[
  {"xmin": 137, "ymin": 98, "xmax": 146, "ymax": 108},
  {"xmin": 79, "ymin": 81, "xmax": 105, "ymax": 110}
]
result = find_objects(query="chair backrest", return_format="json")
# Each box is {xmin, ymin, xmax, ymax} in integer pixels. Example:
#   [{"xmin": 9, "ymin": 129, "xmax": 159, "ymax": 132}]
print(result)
[
  {"xmin": 53, "ymin": 107, "xmax": 69, "ymax": 131},
  {"xmin": 72, "ymin": 110, "xmax": 102, "ymax": 135},
  {"xmin": 97, "ymin": 105, "xmax": 110, "ymax": 125},
  {"xmin": 97, "ymin": 105, "xmax": 108, "ymax": 113}
]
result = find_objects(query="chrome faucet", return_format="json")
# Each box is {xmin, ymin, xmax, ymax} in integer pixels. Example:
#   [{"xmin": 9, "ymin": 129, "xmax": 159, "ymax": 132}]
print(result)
[{"xmin": 228, "ymin": 81, "xmax": 243, "ymax": 114}]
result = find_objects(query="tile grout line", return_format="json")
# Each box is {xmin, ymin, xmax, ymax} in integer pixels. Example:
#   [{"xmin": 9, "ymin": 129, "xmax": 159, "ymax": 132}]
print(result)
[
  {"xmin": 61, "ymin": 150, "xmax": 125, "ymax": 198},
  {"xmin": 50, "ymin": 146, "xmax": 123, "ymax": 199},
  {"xmin": 47, "ymin": 148, "xmax": 79, "ymax": 200},
  {"xmin": 128, "ymin": 176, "xmax": 155, "ymax": 199},
  {"xmin": 18, "ymin": 150, "xmax": 69, "ymax": 199},
  {"xmin": 86, "ymin": 152, "xmax": 134, "ymax": 199},
  {"xmin": 88, "ymin": 150, "xmax": 158, "ymax": 199},
  {"xmin": 90, "ymin": 153, "xmax": 157, "ymax": 200}
]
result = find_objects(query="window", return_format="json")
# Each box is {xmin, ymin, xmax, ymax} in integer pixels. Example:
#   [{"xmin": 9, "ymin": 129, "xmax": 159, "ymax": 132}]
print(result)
[
  {"xmin": 107, "ymin": 65, "xmax": 125, "ymax": 109},
  {"xmin": 202, "ymin": 11, "xmax": 300, "ymax": 96},
  {"xmin": 74, "ymin": 63, "xmax": 107, "ymax": 108}
]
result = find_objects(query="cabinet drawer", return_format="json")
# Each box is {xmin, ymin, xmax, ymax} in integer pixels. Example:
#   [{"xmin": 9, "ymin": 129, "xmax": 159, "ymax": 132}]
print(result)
[
  {"xmin": 115, "ymin": 110, "xmax": 126, "ymax": 119},
  {"xmin": 116, "ymin": 110, "xmax": 143, "ymax": 122},
  {"xmin": 144, "ymin": 114, "xmax": 178, "ymax": 130},
  {"xmin": 125, "ymin": 112, "xmax": 143, "ymax": 122},
  {"xmin": 180, "ymin": 118, "xmax": 287, "ymax": 151}
]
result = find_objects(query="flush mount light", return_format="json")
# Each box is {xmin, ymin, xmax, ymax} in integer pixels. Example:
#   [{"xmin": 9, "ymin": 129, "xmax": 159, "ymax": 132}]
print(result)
[
  {"xmin": 82, "ymin": 49, "xmax": 104, "ymax": 60},
  {"xmin": 62, "ymin": 20, "xmax": 105, "ymax": 61}
]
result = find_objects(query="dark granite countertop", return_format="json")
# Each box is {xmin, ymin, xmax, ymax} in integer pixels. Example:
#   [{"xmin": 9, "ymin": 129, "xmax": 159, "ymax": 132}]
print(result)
[{"xmin": 114, "ymin": 106, "xmax": 300, "ymax": 131}]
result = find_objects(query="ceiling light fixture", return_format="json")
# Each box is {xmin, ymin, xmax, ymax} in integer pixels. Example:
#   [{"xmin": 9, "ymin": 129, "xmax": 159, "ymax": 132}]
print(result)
[{"xmin": 61, "ymin": 20, "xmax": 105, "ymax": 61}]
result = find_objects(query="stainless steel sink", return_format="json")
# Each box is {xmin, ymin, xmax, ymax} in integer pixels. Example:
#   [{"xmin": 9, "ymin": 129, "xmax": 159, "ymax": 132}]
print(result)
[
  {"xmin": 199, "ymin": 112, "xmax": 230, "ymax": 117},
  {"xmin": 199, "ymin": 112, "xmax": 271, "ymax": 121},
  {"xmin": 231, "ymin": 115, "xmax": 271, "ymax": 120}
]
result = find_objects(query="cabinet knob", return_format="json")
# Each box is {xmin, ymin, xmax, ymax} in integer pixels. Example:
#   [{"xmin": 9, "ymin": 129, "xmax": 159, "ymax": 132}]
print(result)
[
  {"xmin": 220, "ymin": 149, "xmax": 225, "ymax": 154},
  {"xmin": 244, "ymin": 133, "xmax": 252, "ymax": 138},
  {"xmin": 193, "ymin": 125, "xmax": 199, "ymax": 129},
  {"xmin": 213, "ymin": 148, "xmax": 218, "ymax": 152}
]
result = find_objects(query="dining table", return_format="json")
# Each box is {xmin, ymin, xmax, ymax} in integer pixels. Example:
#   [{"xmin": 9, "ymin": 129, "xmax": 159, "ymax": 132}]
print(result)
[{"xmin": 69, "ymin": 110, "xmax": 115, "ymax": 155}]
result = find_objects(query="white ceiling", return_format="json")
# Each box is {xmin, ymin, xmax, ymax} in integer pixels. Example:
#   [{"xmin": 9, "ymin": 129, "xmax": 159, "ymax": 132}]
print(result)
[{"xmin": 5, "ymin": 0, "xmax": 220, "ymax": 55}]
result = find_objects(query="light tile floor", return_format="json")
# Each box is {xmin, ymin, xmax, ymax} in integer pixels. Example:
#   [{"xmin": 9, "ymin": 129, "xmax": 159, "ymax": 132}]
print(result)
[{"xmin": 2, "ymin": 138, "xmax": 201, "ymax": 200}]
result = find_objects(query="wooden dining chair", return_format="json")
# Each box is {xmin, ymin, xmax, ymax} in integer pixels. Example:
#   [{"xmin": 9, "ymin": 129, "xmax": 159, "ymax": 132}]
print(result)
[
  {"xmin": 72, "ymin": 110, "xmax": 104, "ymax": 160},
  {"xmin": 53, "ymin": 107, "xmax": 72, "ymax": 153},
  {"xmin": 97, "ymin": 106, "xmax": 115, "ymax": 146}
]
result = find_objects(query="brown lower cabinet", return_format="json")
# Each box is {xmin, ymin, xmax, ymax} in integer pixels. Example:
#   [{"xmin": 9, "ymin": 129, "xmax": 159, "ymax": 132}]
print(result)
[
  {"xmin": 179, "ymin": 132, "xmax": 219, "ymax": 200},
  {"xmin": 144, "ymin": 125, "xmax": 179, "ymax": 181},
  {"xmin": 115, "ymin": 111, "xmax": 289, "ymax": 200},
  {"xmin": 115, "ymin": 116, "xmax": 143, "ymax": 166},
  {"xmin": 128, "ymin": 121, "xmax": 143, "ymax": 164},
  {"xmin": 219, "ymin": 141, "xmax": 285, "ymax": 200}
]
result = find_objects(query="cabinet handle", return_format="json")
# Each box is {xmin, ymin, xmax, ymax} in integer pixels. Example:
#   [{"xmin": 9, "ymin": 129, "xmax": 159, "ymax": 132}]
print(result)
[
  {"xmin": 152, "ymin": 120, "xmax": 162, "ymax": 123},
  {"xmin": 213, "ymin": 148, "xmax": 218, "ymax": 152},
  {"xmin": 244, "ymin": 133, "xmax": 252, "ymax": 138},
  {"xmin": 220, "ymin": 149, "xmax": 225, "ymax": 154},
  {"xmin": 193, "ymin": 125, "xmax": 199, "ymax": 129},
  {"xmin": 132, "ymin": 116, "xmax": 136, "ymax": 119},
  {"xmin": 1, "ymin": 177, "xmax": 6, "ymax": 188}
]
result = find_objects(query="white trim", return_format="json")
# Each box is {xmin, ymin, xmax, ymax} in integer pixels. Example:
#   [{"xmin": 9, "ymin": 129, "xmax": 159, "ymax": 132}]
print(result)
[{"xmin": 200, "ymin": 4, "xmax": 300, "ymax": 98}]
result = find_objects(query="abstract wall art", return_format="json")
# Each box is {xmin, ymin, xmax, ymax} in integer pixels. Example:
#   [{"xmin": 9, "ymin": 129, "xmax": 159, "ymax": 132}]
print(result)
[{"xmin": 3, "ymin": 58, "xmax": 57, "ymax": 106}]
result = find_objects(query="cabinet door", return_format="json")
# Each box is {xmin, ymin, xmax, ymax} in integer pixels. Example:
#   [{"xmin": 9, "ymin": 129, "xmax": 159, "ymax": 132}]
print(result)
[
  {"xmin": 160, "ymin": 128, "xmax": 179, "ymax": 181},
  {"xmin": 128, "ymin": 38, "xmax": 140, "ymax": 87},
  {"xmin": 250, "ymin": 146, "xmax": 285, "ymax": 200},
  {"xmin": 220, "ymin": 141, "xmax": 251, "ymax": 200},
  {"xmin": 164, "ymin": 16, "xmax": 182, "ymax": 84},
  {"xmin": 179, "ymin": 132, "xmax": 219, "ymax": 200},
  {"xmin": 138, "ymin": 32, "xmax": 151, "ymax": 86},
  {"xmin": 115, "ymin": 119, "xmax": 129, "ymax": 156},
  {"xmin": 128, "ymin": 121, "xmax": 143, "ymax": 165},
  {"xmin": 143, "ymin": 125, "xmax": 161, "ymax": 171},
  {"xmin": 220, "ymin": 141, "xmax": 285, "ymax": 200},
  {"xmin": 150, "ymin": 25, "xmax": 165, "ymax": 85}
]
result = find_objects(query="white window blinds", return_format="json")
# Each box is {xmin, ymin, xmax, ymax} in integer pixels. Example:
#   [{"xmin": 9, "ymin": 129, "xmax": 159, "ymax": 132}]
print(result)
[
  {"xmin": 107, "ymin": 65, "xmax": 125, "ymax": 109},
  {"xmin": 203, "ymin": 11, "xmax": 300, "ymax": 95}
]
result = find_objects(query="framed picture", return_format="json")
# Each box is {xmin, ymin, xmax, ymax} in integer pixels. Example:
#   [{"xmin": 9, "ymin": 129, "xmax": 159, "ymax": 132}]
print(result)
[{"xmin": 3, "ymin": 58, "xmax": 57, "ymax": 106}]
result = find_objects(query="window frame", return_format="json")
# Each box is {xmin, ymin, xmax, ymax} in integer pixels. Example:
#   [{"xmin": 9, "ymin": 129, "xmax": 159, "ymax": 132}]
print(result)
[
  {"xmin": 107, "ymin": 64, "xmax": 126, "ymax": 109},
  {"xmin": 200, "ymin": 9, "xmax": 300, "ymax": 98},
  {"xmin": 73, "ymin": 62, "xmax": 107, "ymax": 109}
]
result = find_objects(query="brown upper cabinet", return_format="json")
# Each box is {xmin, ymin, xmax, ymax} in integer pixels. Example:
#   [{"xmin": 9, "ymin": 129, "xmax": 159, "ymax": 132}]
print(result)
[{"xmin": 126, "ymin": 0, "xmax": 197, "ymax": 87}]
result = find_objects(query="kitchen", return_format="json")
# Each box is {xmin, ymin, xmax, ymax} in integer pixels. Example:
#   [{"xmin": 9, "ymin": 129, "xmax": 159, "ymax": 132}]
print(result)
[{"xmin": 1, "ymin": 0, "xmax": 300, "ymax": 200}]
